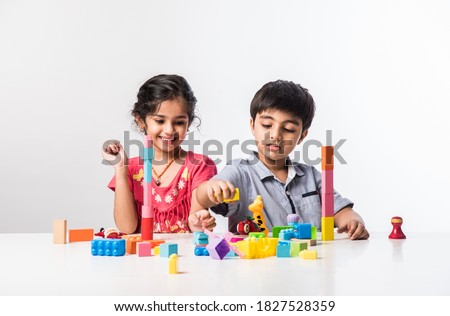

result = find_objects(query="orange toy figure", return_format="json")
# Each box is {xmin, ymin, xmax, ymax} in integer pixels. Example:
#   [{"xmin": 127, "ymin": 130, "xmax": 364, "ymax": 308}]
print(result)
[{"xmin": 248, "ymin": 195, "xmax": 268, "ymax": 236}]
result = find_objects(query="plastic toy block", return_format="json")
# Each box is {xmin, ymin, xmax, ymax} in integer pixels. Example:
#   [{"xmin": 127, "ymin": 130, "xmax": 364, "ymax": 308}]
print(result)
[
  {"xmin": 193, "ymin": 232, "xmax": 209, "ymax": 245},
  {"xmin": 236, "ymin": 237, "xmax": 278, "ymax": 259},
  {"xmin": 279, "ymin": 228, "xmax": 295, "ymax": 240},
  {"xmin": 168, "ymin": 254, "xmax": 178, "ymax": 274},
  {"xmin": 154, "ymin": 246, "xmax": 160, "ymax": 255},
  {"xmin": 300, "ymin": 249, "xmax": 318, "ymax": 260},
  {"xmin": 321, "ymin": 169, "xmax": 334, "ymax": 217},
  {"xmin": 272, "ymin": 226, "xmax": 293, "ymax": 238},
  {"xmin": 148, "ymin": 240, "xmax": 165, "ymax": 248},
  {"xmin": 125, "ymin": 236, "xmax": 142, "ymax": 254},
  {"xmin": 68, "ymin": 228, "xmax": 94, "ymax": 242},
  {"xmin": 321, "ymin": 216, "xmax": 334, "ymax": 241},
  {"xmin": 225, "ymin": 249, "xmax": 238, "ymax": 257},
  {"xmin": 206, "ymin": 237, "xmax": 230, "ymax": 260},
  {"xmin": 160, "ymin": 243, "xmax": 178, "ymax": 258},
  {"xmin": 292, "ymin": 238, "xmax": 317, "ymax": 246},
  {"xmin": 293, "ymin": 223, "xmax": 312, "ymax": 239},
  {"xmin": 287, "ymin": 213, "xmax": 300, "ymax": 225},
  {"xmin": 53, "ymin": 219, "xmax": 67, "ymax": 244},
  {"xmin": 137, "ymin": 242, "xmax": 152, "ymax": 257},
  {"xmin": 290, "ymin": 241, "xmax": 308, "ymax": 257},
  {"xmin": 321, "ymin": 146, "xmax": 334, "ymax": 170},
  {"xmin": 194, "ymin": 245, "xmax": 209, "ymax": 256},
  {"xmin": 91, "ymin": 239, "xmax": 125, "ymax": 256},
  {"xmin": 276, "ymin": 242, "xmax": 291, "ymax": 258},
  {"xmin": 248, "ymin": 232, "xmax": 266, "ymax": 239},
  {"xmin": 248, "ymin": 195, "xmax": 268, "ymax": 236},
  {"xmin": 140, "ymin": 147, "xmax": 154, "ymax": 161},
  {"xmin": 229, "ymin": 236, "xmax": 244, "ymax": 243},
  {"xmin": 311, "ymin": 226, "xmax": 317, "ymax": 240}
]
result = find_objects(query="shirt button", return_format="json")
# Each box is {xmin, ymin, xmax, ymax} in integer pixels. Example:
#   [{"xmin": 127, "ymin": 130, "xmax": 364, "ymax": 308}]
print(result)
[{"xmin": 286, "ymin": 191, "xmax": 290, "ymax": 195}]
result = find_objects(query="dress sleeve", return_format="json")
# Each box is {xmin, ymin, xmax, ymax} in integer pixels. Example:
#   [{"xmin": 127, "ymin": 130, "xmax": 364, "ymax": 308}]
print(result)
[
  {"xmin": 190, "ymin": 155, "xmax": 218, "ymax": 190},
  {"xmin": 107, "ymin": 168, "xmax": 134, "ymax": 192}
]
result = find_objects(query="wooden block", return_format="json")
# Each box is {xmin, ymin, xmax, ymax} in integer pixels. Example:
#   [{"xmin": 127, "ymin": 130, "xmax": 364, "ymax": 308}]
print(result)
[
  {"xmin": 137, "ymin": 242, "xmax": 152, "ymax": 257},
  {"xmin": 321, "ymin": 216, "xmax": 334, "ymax": 241},
  {"xmin": 68, "ymin": 228, "xmax": 94, "ymax": 242},
  {"xmin": 53, "ymin": 219, "xmax": 67, "ymax": 244}
]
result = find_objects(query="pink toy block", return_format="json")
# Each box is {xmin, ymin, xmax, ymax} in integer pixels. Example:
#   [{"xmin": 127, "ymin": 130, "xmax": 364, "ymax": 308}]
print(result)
[
  {"xmin": 137, "ymin": 242, "xmax": 152, "ymax": 257},
  {"xmin": 321, "ymin": 169, "xmax": 334, "ymax": 217}
]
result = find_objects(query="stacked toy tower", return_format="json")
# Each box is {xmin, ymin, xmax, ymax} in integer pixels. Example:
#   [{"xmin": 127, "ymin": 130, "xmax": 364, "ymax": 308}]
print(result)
[
  {"xmin": 321, "ymin": 146, "xmax": 334, "ymax": 241},
  {"xmin": 141, "ymin": 135, "xmax": 154, "ymax": 241}
]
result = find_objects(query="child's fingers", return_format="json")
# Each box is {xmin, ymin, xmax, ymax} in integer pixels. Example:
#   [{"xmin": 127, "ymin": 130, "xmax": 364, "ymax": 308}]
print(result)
[
  {"xmin": 348, "ymin": 222, "xmax": 364, "ymax": 240},
  {"xmin": 218, "ymin": 181, "xmax": 234, "ymax": 200},
  {"xmin": 206, "ymin": 187, "xmax": 220, "ymax": 204}
]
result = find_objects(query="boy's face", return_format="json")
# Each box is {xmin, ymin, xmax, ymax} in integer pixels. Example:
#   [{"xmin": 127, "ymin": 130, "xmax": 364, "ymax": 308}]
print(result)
[{"xmin": 250, "ymin": 109, "xmax": 308, "ymax": 165}]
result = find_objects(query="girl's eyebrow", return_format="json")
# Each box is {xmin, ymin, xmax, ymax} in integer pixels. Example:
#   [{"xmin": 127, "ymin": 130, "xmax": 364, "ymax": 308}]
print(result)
[
  {"xmin": 153, "ymin": 114, "xmax": 189, "ymax": 119},
  {"xmin": 259, "ymin": 115, "xmax": 300, "ymax": 126}
]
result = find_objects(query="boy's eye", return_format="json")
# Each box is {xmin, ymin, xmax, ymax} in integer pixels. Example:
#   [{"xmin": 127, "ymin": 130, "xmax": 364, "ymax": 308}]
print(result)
[
  {"xmin": 283, "ymin": 128, "xmax": 295, "ymax": 133},
  {"xmin": 261, "ymin": 124, "xmax": 271, "ymax": 129}
]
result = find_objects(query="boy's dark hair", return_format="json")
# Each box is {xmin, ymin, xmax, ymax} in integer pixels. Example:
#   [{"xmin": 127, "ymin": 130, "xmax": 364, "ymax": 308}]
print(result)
[
  {"xmin": 250, "ymin": 80, "xmax": 316, "ymax": 131},
  {"xmin": 132, "ymin": 74, "xmax": 199, "ymax": 127}
]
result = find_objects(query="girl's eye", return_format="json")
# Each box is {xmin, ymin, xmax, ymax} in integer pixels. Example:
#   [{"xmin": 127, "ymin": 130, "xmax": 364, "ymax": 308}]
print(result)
[
  {"xmin": 176, "ymin": 121, "xmax": 187, "ymax": 126},
  {"xmin": 155, "ymin": 120, "xmax": 164, "ymax": 124}
]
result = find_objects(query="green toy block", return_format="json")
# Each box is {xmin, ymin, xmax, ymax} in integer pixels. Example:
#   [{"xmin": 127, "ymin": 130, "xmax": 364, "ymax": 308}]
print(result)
[
  {"xmin": 272, "ymin": 226, "xmax": 293, "ymax": 238},
  {"xmin": 249, "ymin": 232, "xmax": 266, "ymax": 239},
  {"xmin": 290, "ymin": 241, "xmax": 308, "ymax": 256}
]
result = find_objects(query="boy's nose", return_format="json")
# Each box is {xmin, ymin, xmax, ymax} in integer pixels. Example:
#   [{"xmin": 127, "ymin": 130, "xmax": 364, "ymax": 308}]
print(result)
[{"xmin": 270, "ymin": 129, "xmax": 282, "ymax": 142}]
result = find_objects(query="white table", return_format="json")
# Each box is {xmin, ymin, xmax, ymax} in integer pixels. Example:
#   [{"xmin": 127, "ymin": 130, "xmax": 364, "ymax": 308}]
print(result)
[{"xmin": 1, "ymin": 232, "xmax": 449, "ymax": 296}]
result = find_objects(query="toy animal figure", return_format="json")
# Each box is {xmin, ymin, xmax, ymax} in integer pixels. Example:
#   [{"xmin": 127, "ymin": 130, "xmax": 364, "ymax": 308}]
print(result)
[
  {"xmin": 94, "ymin": 227, "xmax": 126, "ymax": 239},
  {"xmin": 236, "ymin": 217, "xmax": 260, "ymax": 235},
  {"xmin": 248, "ymin": 195, "xmax": 268, "ymax": 236}
]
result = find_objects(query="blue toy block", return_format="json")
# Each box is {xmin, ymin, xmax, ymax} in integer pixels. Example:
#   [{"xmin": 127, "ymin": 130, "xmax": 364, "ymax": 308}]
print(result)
[
  {"xmin": 294, "ymin": 223, "xmax": 312, "ymax": 239},
  {"xmin": 279, "ymin": 228, "xmax": 295, "ymax": 240},
  {"xmin": 160, "ymin": 243, "xmax": 178, "ymax": 258},
  {"xmin": 193, "ymin": 232, "xmax": 209, "ymax": 245},
  {"xmin": 91, "ymin": 239, "xmax": 125, "ymax": 256},
  {"xmin": 144, "ymin": 160, "xmax": 152, "ymax": 182},
  {"xmin": 194, "ymin": 246, "xmax": 209, "ymax": 256},
  {"xmin": 276, "ymin": 241, "xmax": 291, "ymax": 258},
  {"xmin": 225, "ymin": 249, "xmax": 238, "ymax": 257},
  {"xmin": 140, "ymin": 147, "xmax": 154, "ymax": 161}
]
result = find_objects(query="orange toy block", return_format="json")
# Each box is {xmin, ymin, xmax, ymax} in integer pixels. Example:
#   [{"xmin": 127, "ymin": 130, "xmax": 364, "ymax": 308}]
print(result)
[
  {"xmin": 53, "ymin": 219, "xmax": 67, "ymax": 244},
  {"xmin": 68, "ymin": 228, "xmax": 94, "ymax": 242},
  {"xmin": 321, "ymin": 146, "xmax": 334, "ymax": 170}
]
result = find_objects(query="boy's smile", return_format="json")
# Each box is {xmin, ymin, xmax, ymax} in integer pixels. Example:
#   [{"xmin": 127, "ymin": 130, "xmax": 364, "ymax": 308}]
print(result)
[{"xmin": 251, "ymin": 109, "xmax": 308, "ymax": 170}]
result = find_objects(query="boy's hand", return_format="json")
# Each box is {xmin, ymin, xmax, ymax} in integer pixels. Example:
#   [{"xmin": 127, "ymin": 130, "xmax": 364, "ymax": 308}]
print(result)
[
  {"xmin": 188, "ymin": 210, "xmax": 216, "ymax": 232},
  {"xmin": 205, "ymin": 180, "xmax": 236, "ymax": 204},
  {"xmin": 336, "ymin": 220, "xmax": 369, "ymax": 240},
  {"xmin": 102, "ymin": 141, "xmax": 128, "ymax": 170}
]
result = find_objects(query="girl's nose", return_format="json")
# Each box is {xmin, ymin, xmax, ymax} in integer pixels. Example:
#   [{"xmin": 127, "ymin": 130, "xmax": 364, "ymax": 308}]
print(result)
[{"xmin": 164, "ymin": 123, "xmax": 175, "ymax": 134}]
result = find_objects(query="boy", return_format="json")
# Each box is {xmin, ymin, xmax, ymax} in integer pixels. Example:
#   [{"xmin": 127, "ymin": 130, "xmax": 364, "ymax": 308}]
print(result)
[{"xmin": 192, "ymin": 80, "xmax": 369, "ymax": 240}]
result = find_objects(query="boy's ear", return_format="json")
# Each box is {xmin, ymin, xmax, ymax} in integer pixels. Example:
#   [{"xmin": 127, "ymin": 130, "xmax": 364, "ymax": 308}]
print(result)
[
  {"xmin": 250, "ymin": 118, "xmax": 255, "ymax": 137},
  {"xmin": 297, "ymin": 129, "xmax": 308, "ymax": 144}
]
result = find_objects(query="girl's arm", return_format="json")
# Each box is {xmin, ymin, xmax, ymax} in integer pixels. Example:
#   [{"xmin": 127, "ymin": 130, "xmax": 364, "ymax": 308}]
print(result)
[{"xmin": 113, "ymin": 166, "xmax": 139, "ymax": 234}]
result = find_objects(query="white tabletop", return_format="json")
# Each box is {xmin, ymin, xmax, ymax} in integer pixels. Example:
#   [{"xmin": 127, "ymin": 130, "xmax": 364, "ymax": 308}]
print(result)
[{"xmin": 1, "ymin": 232, "xmax": 449, "ymax": 296}]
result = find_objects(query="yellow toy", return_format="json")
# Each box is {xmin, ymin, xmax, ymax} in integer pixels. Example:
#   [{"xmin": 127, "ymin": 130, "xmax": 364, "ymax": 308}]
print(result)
[{"xmin": 248, "ymin": 195, "xmax": 268, "ymax": 236}]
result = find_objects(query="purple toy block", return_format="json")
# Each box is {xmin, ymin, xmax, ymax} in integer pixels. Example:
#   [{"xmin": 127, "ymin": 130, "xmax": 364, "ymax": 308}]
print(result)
[{"xmin": 206, "ymin": 237, "xmax": 230, "ymax": 260}]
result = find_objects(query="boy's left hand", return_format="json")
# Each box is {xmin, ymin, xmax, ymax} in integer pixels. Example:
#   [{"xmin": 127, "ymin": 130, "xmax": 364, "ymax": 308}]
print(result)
[
  {"xmin": 336, "ymin": 220, "xmax": 370, "ymax": 240},
  {"xmin": 188, "ymin": 210, "xmax": 216, "ymax": 232}
]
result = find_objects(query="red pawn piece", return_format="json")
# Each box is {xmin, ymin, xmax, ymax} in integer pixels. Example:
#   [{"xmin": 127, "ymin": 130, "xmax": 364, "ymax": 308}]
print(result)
[{"xmin": 389, "ymin": 216, "xmax": 406, "ymax": 239}]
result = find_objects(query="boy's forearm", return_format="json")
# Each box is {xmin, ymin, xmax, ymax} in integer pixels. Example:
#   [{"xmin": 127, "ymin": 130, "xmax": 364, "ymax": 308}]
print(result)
[
  {"xmin": 195, "ymin": 181, "xmax": 216, "ymax": 209},
  {"xmin": 334, "ymin": 207, "xmax": 364, "ymax": 227},
  {"xmin": 113, "ymin": 167, "xmax": 138, "ymax": 234}
]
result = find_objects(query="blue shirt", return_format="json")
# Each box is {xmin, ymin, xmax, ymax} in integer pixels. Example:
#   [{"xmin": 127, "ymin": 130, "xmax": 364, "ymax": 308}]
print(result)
[{"xmin": 210, "ymin": 152, "xmax": 353, "ymax": 233}]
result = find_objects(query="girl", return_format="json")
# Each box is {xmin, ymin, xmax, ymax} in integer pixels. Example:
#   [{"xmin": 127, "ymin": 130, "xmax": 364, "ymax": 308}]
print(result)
[{"xmin": 102, "ymin": 74, "xmax": 217, "ymax": 234}]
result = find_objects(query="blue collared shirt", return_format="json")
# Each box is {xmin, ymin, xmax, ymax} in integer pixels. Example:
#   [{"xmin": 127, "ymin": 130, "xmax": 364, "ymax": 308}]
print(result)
[{"xmin": 210, "ymin": 152, "xmax": 353, "ymax": 233}]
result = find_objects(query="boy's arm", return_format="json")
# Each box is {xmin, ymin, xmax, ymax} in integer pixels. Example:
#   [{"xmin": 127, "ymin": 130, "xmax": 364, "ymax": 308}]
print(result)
[{"xmin": 334, "ymin": 207, "xmax": 370, "ymax": 240}]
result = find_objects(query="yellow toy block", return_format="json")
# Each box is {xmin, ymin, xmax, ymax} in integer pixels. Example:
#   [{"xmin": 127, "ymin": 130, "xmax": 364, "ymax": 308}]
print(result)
[
  {"xmin": 215, "ymin": 188, "xmax": 240, "ymax": 203},
  {"xmin": 321, "ymin": 216, "xmax": 334, "ymax": 241},
  {"xmin": 168, "ymin": 254, "xmax": 178, "ymax": 274},
  {"xmin": 153, "ymin": 246, "xmax": 160, "ymax": 255},
  {"xmin": 300, "ymin": 249, "xmax": 318, "ymax": 260},
  {"xmin": 236, "ymin": 237, "xmax": 278, "ymax": 259}
]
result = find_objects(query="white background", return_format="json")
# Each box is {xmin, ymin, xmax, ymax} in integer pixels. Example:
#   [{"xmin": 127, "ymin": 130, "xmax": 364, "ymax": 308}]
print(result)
[{"xmin": 1, "ymin": 0, "xmax": 449, "ymax": 233}]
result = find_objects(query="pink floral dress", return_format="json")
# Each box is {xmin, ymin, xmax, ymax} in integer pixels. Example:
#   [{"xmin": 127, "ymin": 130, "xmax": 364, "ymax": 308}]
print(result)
[{"xmin": 108, "ymin": 151, "xmax": 217, "ymax": 233}]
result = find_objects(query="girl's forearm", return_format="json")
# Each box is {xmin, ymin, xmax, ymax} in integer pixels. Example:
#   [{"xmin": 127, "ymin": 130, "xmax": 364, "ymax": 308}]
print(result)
[{"xmin": 113, "ymin": 167, "xmax": 138, "ymax": 234}]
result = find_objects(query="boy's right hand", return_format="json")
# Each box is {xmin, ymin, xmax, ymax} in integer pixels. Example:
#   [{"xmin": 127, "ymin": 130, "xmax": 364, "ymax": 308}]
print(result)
[
  {"xmin": 102, "ymin": 141, "xmax": 128, "ymax": 170},
  {"xmin": 205, "ymin": 179, "xmax": 236, "ymax": 204}
]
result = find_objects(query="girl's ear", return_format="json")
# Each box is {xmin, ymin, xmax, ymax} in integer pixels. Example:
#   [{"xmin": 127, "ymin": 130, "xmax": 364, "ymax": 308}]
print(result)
[
  {"xmin": 135, "ymin": 116, "xmax": 146, "ymax": 133},
  {"xmin": 297, "ymin": 129, "xmax": 308, "ymax": 145},
  {"xmin": 250, "ymin": 118, "xmax": 255, "ymax": 137}
]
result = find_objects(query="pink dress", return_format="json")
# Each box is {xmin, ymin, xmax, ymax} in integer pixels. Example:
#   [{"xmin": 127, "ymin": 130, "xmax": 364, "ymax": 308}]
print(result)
[{"xmin": 108, "ymin": 151, "xmax": 217, "ymax": 233}]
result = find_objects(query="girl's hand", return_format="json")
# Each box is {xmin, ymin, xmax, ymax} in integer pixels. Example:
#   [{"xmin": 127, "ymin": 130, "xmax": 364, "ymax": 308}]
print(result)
[
  {"xmin": 205, "ymin": 180, "xmax": 236, "ymax": 204},
  {"xmin": 102, "ymin": 141, "xmax": 128, "ymax": 170},
  {"xmin": 188, "ymin": 210, "xmax": 216, "ymax": 232}
]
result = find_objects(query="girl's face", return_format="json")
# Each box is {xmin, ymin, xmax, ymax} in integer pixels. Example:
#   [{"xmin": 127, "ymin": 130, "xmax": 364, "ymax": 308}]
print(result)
[{"xmin": 142, "ymin": 98, "xmax": 190, "ymax": 155}]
